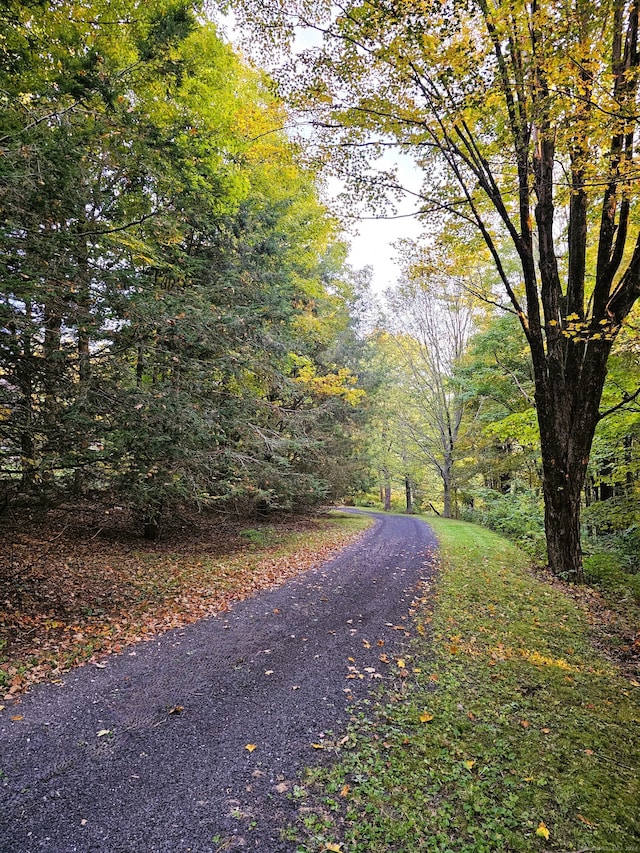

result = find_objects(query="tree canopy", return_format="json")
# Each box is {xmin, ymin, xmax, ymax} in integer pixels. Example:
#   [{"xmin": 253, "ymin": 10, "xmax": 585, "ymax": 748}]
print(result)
[
  {"xmin": 0, "ymin": 0, "xmax": 369, "ymax": 534},
  {"xmin": 238, "ymin": 0, "xmax": 640, "ymax": 580}
]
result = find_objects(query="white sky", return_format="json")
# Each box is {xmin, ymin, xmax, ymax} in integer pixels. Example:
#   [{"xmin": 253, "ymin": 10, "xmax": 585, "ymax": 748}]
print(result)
[{"xmin": 326, "ymin": 163, "xmax": 426, "ymax": 293}]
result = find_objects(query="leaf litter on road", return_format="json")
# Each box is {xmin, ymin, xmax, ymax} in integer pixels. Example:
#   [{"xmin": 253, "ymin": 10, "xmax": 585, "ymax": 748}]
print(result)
[{"xmin": 0, "ymin": 507, "xmax": 371, "ymax": 700}]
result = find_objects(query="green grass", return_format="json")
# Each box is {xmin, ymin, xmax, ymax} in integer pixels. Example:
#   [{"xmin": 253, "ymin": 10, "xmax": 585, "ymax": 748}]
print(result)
[{"xmin": 292, "ymin": 516, "xmax": 640, "ymax": 853}]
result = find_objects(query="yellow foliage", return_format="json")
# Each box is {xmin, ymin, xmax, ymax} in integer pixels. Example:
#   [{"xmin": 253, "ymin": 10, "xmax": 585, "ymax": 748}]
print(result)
[
  {"xmin": 290, "ymin": 355, "xmax": 365, "ymax": 405},
  {"xmin": 519, "ymin": 649, "xmax": 575, "ymax": 672},
  {"xmin": 535, "ymin": 821, "xmax": 550, "ymax": 840}
]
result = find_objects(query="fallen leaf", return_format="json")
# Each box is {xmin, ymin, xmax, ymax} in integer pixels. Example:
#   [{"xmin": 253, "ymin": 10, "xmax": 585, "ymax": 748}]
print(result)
[
  {"xmin": 362, "ymin": 640, "xmax": 371, "ymax": 649},
  {"xmin": 463, "ymin": 759, "xmax": 475, "ymax": 770},
  {"xmin": 429, "ymin": 673, "xmax": 439, "ymax": 682},
  {"xmin": 311, "ymin": 743, "xmax": 325, "ymax": 749},
  {"xmin": 264, "ymin": 670, "xmax": 274, "ymax": 675},
  {"xmin": 377, "ymin": 640, "xmax": 385, "ymax": 646},
  {"xmin": 168, "ymin": 705, "xmax": 183, "ymax": 715},
  {"xmin": 275, "ymin": 782, "xmax": 288, "ymax": 794},
  {"xmin": 396, "ymin": 658, "xmax": 406, "ymax": 668},
  {"xmin": 584, "ymin": 749, "xmax": 594, "ymax": 755},
  {"xmin": 340, "ymin": 784, "xmax": 350, "ymax": 797},
  {"xmin": 11, "ymin": 715, "xmax": 23, "ymax": 721},
  {"xmin": 379, "ymin": 653, "xmax": 389, "ymax": 663},
  {"xmin": 324, "ymin": 844, "xmax": 342, "ymax": 852},
  {"xmin": 245, "ymin": 743, "xmax": 257, "ymax": 752},
  {"xmin": 520, "ymin": 720, "xmax": 530, "ymax": 728},
  {"xmin": 420, "ymin": 712, "xmax": 434, "ymax": 723},
  {"xmin": 96, "ymin": 729, "xmax": 111, "ymax": 737},
  {"xmin": 541, "ymin": 727, "xmax": 551, "ymax": 734},
  {"xmin": 535, "ymin": 821, "xmax": 550, "ymax": 840},
  {"xmin": 577, "ymin": 814, "xmax": 597, "ymax": 827}
]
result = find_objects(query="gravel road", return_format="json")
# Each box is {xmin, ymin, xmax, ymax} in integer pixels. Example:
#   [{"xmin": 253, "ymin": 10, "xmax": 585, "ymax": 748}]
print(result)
[{"xmin": 0, "ymin": 511, "xmax": 438, "ymax": 853}]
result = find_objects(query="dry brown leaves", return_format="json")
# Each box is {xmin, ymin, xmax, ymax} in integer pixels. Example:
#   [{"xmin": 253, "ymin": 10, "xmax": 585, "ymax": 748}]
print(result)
[{"xmin": 0, "ymin": 503, "xmax": 367, "ymax": 701}]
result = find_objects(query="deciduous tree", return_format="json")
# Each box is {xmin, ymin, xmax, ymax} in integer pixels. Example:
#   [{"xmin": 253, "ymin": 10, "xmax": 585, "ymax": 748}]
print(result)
[{"xmin": 239, "ymin": 0, "xmax": 640, "ymax": 580}]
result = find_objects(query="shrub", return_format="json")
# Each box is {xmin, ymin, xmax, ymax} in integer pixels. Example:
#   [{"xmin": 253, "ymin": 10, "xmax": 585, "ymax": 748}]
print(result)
[{"xmin": 460, "ymin": 485, "xmax": 547, "ymax": 560}]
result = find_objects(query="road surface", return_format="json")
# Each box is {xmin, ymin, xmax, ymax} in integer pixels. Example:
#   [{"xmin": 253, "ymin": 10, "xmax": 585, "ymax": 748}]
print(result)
[{"xmin": 0, "ymin": 511, "xmax": 438, "ymax": 852}]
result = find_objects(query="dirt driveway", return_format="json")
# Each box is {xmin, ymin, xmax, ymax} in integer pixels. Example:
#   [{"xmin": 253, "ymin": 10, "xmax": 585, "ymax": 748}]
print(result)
[{"xmin": 0, "ymin": 512, "xmax": 437, "ymax": 852}]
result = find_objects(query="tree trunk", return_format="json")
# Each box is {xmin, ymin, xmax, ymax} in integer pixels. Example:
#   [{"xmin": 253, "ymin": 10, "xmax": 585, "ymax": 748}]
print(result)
[
  {"xmin": 541, "ymin": 460, "xmax": 585, "ymax": 584},
  {"xmin": 15, "ymin": 301, "xmax": 37, "ymax": 488},
  {"xmin": 535, "ymin": 342, "xmax": 611, "ymax": 583},
  {"xmin": 382, "ymin": 467, "xmax": 391, "ymax": 511},
  {"xmin": 404, "ymin": 474, "xmax": 414, "ymax": 514},
  {"xmin": 42, "ymin": 299, "xmax": 62, "ymax": 484},
  {"xmin": 73, "ymin": 229, "xmax": 91, "ymax": 496},
  {"xmin": 443, "ymin": 477, "xmax": 452, "ymax": 519},
  {"xmin": 441, "ymin": 451, "xmax": 454, "ymax": 518}
]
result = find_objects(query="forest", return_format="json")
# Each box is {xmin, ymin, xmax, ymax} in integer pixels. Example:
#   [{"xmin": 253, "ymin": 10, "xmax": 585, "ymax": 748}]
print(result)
[
  {"xmin": 1, "ymin": 4, "xmax": 639, "ymax": 849},
  {"xmin": 0, "ymin": 0, "xmax": 371, "ymax": 541},
  {"xmin": 1, "ymin": 0, "xmax": 639, "ymax": 591}
]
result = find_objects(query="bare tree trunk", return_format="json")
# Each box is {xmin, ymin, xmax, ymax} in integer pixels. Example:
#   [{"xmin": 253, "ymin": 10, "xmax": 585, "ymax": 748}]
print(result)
[
  {"xmin": 381, "ymin": 467, "xmax": 391, "ymax": 511},
  {"xmin": 404, "ymin": 474, "xmax": 414, "ymax": 513}
]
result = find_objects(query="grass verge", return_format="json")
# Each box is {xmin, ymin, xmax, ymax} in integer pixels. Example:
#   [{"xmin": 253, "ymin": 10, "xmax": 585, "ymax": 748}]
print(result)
[
  {"xmin": 292, "ymin": 516, "xmax": 640, "ymax": 853},
  {"xmin": 1, "ymin": 512, "xmax": 371, "ymax": 700}
]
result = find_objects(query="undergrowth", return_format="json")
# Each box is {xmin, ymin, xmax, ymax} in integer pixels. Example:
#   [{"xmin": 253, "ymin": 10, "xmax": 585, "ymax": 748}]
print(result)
[{"xmin": 292, "ymin": 516, "xmax": 640, "ymax": 853}]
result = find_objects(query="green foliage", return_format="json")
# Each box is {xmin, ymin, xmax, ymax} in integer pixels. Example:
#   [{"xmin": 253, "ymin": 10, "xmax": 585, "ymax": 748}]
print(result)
[
  {"xmin": 583, "ymin": 552, "xmax": 640, "ymax": 605},
  {"xmin": 292, "ymin": 518, "xmax": 640, "ymax": 852},
  {"xmin": 455, "ymin": 314, "xmax": 539, "ymax": 492},
  {"xmin": 460, "ymin": 487, "xmax": 546, "ymax": 561},
  {"xmin": 0, "ymin": 1, "xmax": 369, "ymax": 532}
]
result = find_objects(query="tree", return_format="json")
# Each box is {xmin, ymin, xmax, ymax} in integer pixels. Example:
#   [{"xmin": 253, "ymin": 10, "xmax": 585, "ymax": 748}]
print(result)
[
  {"xmin": 456, "ymin": 313, "xmax": 540, "ymax": 495},
  {"xmin": 384, "ymin": 250, "xmax": 476, "ymax": 517},
  {"xmin": 0, "ymin": 2, "xmax": 369, "ymax": 534},
  {"xmin": 239, "ymin": 0, "xmax": 640, "ymax": 581}
]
